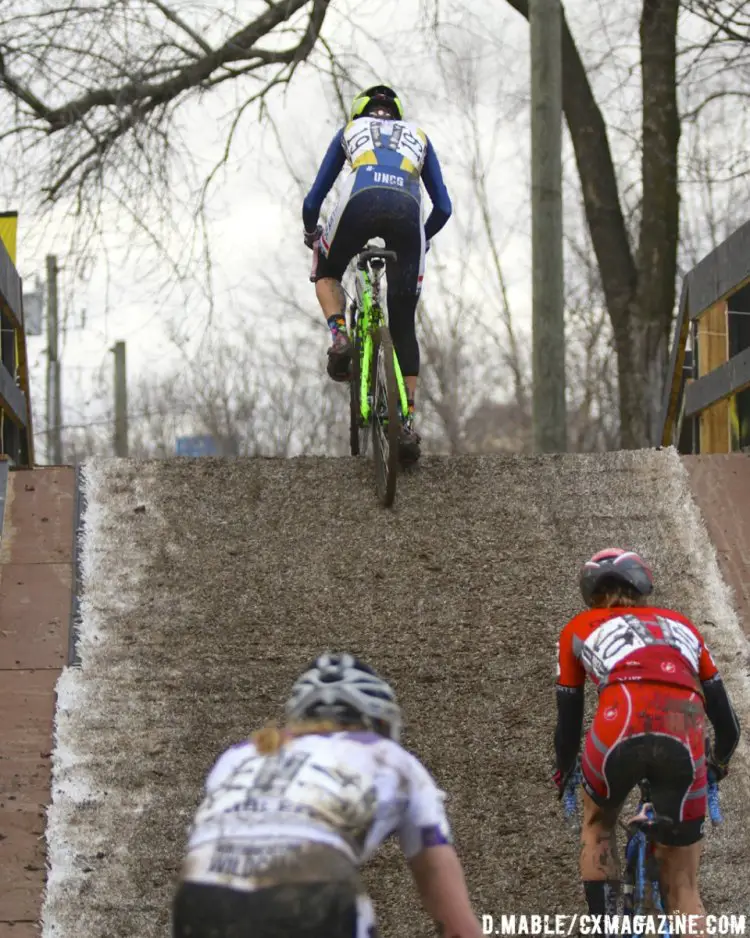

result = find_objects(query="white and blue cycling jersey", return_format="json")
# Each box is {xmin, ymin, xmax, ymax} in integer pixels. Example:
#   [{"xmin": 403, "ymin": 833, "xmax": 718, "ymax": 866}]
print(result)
[
  {"xmin": 182, "ymin": 729, "xmax": 452, "ymax": 890},
  {"xmin": 303, "ymin": 117, "xmax": 452, "ymax": 241}
]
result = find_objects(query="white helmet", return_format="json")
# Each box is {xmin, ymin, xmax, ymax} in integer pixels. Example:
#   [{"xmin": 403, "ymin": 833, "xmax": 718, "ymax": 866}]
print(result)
[{"xmin": 285, "ymin": 652, "xmax": 402, "ymax": 742}]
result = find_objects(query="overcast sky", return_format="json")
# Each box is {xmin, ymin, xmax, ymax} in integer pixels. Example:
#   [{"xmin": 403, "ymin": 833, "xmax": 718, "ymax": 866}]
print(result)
[{"xmin": 4, "ymin": 0, "xmax": 746, "ymax": 457}]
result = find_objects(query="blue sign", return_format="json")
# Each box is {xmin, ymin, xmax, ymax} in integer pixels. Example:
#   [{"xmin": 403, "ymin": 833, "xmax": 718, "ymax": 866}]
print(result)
[{"xmin": 175, "ymin": 435, "xmax": 218, "ymax": 457}]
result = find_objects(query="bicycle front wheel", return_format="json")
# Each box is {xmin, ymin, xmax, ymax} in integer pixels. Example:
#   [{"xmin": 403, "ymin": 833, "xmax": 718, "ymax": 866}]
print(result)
[{"xmin": 371, "ymin": 326, "xmax": 400, "ymax": 506}]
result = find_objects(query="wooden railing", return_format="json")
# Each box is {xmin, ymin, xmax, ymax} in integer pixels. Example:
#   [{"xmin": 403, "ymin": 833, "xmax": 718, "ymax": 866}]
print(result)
[
  {"xmin": 0, "ymin": 215, "xmax": 34, "ymax": 466},
  {"xmin": 660, "ymin": 220, "xmax": 750, "ymax": 454}
]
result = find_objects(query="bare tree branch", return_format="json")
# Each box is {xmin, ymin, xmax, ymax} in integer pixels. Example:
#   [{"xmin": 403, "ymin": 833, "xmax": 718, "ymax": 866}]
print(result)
[
  {"xmin": 142, "ymin": 0, "xmax": 214, "ymax": 58},
  {"xmin": 2, "ymin": 0, "xmax": 330, "ymax": 130},
  {"xmin": 0, "ymin": 0, "xmax": 332, "ymax": 207}
]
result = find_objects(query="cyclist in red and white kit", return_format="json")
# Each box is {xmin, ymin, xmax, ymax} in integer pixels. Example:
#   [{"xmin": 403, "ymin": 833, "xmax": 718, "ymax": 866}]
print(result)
[{"xmin": 554, "ymin": 549, "xmax": 740, "ymax": 924}]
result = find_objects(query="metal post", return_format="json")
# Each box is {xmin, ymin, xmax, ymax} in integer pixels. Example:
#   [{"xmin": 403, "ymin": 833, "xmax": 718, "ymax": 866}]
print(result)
[
  {"xmin": 113, "ymin": 341, "xmax": 128, "ymax": 457},
  {"xmin": 530, "ymin": 0, "xmax": 567, "ymax": 453},
  {"xmin": 46, "ymin": 255, "xmax": 63, "ymax": 464}
]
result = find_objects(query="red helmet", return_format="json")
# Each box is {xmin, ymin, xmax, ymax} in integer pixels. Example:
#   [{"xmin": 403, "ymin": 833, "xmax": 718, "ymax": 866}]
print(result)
[{"xmin": 579, "ymin": 548, "xmax": 653, "ymax": 607}]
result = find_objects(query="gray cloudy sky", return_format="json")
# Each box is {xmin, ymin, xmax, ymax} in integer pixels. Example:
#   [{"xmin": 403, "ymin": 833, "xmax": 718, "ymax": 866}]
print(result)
[{"xmin": 5, "ymin": 0, "xmax": 744, "ymax": 454}]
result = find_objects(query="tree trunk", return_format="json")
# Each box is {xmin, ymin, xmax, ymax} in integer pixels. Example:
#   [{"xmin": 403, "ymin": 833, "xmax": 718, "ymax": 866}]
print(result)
[
  {"xmin": 503, "ymin": 0, "xmax": 680, "ymax": 449},
  {"xmin": 613, "ymin": 306, "xmax": 670, "ymax": 448}
]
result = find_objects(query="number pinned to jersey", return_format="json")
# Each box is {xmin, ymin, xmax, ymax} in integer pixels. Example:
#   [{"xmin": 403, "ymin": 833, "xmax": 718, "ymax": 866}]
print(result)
[{"xmin": 343, "ymin": 118, "xmax": 427, "ymax": 174}]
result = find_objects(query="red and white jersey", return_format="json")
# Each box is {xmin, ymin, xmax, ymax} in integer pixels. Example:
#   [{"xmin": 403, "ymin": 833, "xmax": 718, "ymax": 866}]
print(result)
[
  {"xmin": 556, "ymin": 606, "xmax": 719, "ymax": 693},
  {"xmin": 184, "ymin": 730, "xmax": 451, "ymax": 871}
]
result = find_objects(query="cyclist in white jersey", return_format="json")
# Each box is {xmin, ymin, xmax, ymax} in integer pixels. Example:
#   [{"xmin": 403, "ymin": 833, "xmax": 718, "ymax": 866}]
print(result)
[{"xmin": 173, "ymin": 652, "xmax": 482, "ymax": 938}]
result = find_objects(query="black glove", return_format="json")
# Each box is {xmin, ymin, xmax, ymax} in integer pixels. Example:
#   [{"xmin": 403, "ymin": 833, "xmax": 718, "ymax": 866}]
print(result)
[
  {"xmin": 706, "ymin": 738, "xmax": 729, "ymax": 781},
  {"xmin": 553, "ymin": 763, "xmax": 578, "ymax": 800},
  {"xmin": 303, "ymin": 225, "xmax": 323, "ymax": 250},
  {"xmin": 707, "ymin": 754, "xmax": 729, "ymax": 782}
]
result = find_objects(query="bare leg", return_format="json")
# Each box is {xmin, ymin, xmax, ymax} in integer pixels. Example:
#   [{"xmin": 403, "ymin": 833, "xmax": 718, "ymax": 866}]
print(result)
[
  {"xmin": 655, "ymin": 842, "xmax": 705, "ymax": 935},
  {"xmin": 581, "ymin": 790, "xmax": 619, "ymax": 879},
  {"xmin": 580, "ymin": 790, "xmax": 620, "ymax": 917},
  {"xmin": 316, "ymin": 278, "xmax": 346, "ymax": 321}
]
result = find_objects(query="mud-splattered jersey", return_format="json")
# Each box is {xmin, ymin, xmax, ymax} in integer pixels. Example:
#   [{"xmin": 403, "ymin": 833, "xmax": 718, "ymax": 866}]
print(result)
[
  {"xmin": 556, "ymin": 606, "xmax": 719, "ymax": 694},
  {"xmin": 185, "ymin": 731, "xmax": 452, "ymax": 868}
]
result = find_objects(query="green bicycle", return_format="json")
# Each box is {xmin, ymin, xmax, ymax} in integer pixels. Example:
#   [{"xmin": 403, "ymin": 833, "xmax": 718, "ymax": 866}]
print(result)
[{"xmin": 347, "ymin": 245, "xmax": 410, "ymax": 507}]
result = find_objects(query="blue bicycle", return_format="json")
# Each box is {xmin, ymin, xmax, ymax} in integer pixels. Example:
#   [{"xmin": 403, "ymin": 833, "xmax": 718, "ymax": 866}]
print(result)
[
  {"xmin": 621, "ymin": 782, "xmax": 672, "ymax": 921},
  {"xmin": 620, "ymin": 773, "xmax": 723, "ymax": 924},
  {"xmin": 562, "ymin": 761, "xmax": 723, "ymax": 929}
]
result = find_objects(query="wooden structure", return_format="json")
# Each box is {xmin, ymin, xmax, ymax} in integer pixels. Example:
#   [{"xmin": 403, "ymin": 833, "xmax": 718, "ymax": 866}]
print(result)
[
  {"xmin": 0, "ymin": 466, "xmax": 75, "ymax": 934},
  {"xmin": 661, "ymin": 221, "xmax": 750, "ymax": 453}
]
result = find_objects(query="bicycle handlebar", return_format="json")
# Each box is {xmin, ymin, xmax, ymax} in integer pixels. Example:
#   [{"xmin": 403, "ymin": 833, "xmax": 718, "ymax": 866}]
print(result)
[
  {"xmin": 707, "ymin": 773, "xmax": 723, "ymax": 825},
  {"xmin": 562, "ymin": 763, "xmax": 582, "ymax": 818}
]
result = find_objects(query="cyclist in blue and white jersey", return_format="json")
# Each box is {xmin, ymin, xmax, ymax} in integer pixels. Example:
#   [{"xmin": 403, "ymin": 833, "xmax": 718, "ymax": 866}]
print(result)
[
  {"xmin": 303, "ymin": 85, "xmax": 453, "ymax": 464},
  {"xmin": 173, "ymin": 652, "xmax": 481, "ymax": 938}
]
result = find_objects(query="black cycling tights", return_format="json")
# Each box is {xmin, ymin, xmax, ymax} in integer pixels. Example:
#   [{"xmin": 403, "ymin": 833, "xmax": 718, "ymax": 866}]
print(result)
[
  {"xmin": 387, "ymin": 292, "xmax": 419, "ymax": 377},
  {"xmin": 315, "ymin": 188, "xmax": 423, "ymax": 378}
]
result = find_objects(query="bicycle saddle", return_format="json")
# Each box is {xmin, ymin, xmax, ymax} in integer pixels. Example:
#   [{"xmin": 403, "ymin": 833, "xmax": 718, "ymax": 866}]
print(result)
[{"xmin": 357, "ymin": 246, "xmax": 398, "ymax": 269}]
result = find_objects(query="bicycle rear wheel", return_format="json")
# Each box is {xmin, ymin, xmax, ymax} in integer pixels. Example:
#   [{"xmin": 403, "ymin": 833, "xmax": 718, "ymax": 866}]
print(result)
[{"xmin": 371, "ymin": 326, "xmax": 400, "ymax": 506}]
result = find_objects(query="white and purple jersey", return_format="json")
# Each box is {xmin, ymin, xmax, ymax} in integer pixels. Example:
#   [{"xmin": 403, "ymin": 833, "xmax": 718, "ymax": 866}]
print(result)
[{"xmin": 185, "ymin": 730, "xmax": 452, "ymax": 869}]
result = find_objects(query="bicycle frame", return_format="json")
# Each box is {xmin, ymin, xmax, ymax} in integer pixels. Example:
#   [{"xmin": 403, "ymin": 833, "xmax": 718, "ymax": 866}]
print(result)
[
  {"xmin": 352, "ymin": 256, "xmax": 409, "ymax": 425},
  {"xmin": 563, "ymin": 760, "xmax": 723, "ymax": 929},
  {"xmin": 624, "ymin": 795, "xmax": 668, "ymax": 925}
]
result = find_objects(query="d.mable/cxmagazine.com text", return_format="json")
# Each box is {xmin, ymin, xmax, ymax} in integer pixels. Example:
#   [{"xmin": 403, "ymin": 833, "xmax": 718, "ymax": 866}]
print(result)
[{"xmin": 481, "ymin": 915, "xmax": 747, "ymax": 936}]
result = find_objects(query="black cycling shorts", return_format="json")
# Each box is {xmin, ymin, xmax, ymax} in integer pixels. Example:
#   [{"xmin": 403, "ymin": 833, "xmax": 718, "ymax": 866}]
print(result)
[
  {"xmin": 583, "ymin": 733, "xmax": 705, "ymax": 846},
  {"xmin": 172, "ymin": 880, "xmax": 376, "ymax": 938},
  {"xmin": 314, "ymin": 186, "xmax": 425, "ymax": 297}
]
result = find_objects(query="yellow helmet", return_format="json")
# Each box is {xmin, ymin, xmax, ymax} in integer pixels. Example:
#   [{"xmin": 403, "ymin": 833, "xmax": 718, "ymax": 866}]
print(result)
[{"xmin": 350, "ymin": 84, "xmax": 404, "ymax": 121}]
